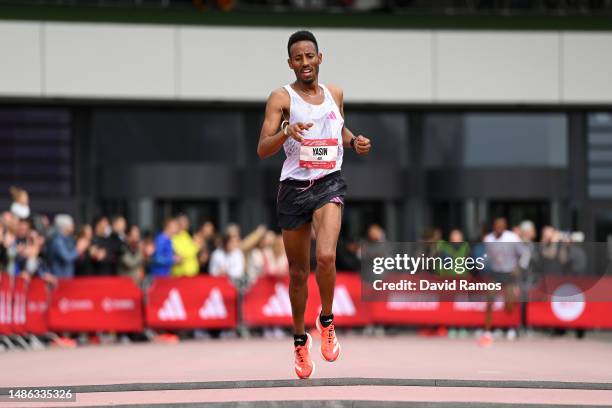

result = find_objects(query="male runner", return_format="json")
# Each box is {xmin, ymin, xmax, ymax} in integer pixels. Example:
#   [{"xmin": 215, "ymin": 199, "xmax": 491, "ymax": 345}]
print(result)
[
  {"xmin": 481, "ymin": 217, "xmax": 523, "ymax": 346},
  {"xmin": 257, "ymin": 30, "xmax": 371, "ymax": 379}
]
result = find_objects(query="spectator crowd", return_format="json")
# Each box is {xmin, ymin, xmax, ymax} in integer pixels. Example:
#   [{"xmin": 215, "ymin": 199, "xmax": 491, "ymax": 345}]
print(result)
[
  {"xmin": 0, "ymin": 186, "xmax": 592, "ymax": 289},
  {"xmin": 414, "ymin": 218, "xmax": 588, "ymax": 281},
  {"xmin": 0, "ymin": 188, "xmax": 292, "ymax": 291},
  {"xmin": 0, "ymin": 187, "xmax": 595, "ymax": 348}
]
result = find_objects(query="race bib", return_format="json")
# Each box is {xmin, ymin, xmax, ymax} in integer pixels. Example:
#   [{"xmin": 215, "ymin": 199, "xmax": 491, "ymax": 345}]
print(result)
[{"xmin": 299, "ymin": 138, "xmax": 338, "ymax": 169}]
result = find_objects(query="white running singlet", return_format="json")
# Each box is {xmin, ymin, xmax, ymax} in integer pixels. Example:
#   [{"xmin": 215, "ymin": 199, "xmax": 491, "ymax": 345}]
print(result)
[{"xmin": 280, "ymin": 84, "xmax": 344, "ymax": 181}]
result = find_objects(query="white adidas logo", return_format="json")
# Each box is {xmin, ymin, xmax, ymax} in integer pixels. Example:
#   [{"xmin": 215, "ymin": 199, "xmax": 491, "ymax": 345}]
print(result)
[
  {"xmin": 199, "ymin": 288, "xmax": 227, "ymax": 319},
  {"xmin": 331, "ymin": 286, "xmax": 356, "ymax": 316},
  {"xmin": 158, "ymin": 288, "xmax": 187, "ymax": 321},
  {"xmin": 263, "ymin": 283, "xmax": 292, "ymax": 317}
]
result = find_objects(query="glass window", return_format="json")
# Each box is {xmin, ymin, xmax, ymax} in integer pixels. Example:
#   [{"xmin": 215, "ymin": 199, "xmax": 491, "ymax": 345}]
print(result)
[
  {"xmin": 91, "ymin": 109, "xmax": 244, "ymax": 165},
  {"xmin": 343, "ymin": 111, "xmax": 407, "ymax": 166},
  {"xmin": 423, "ymin": 114, "xmax": 464, "ymax": 168},
  {"xmin": 587, "ymin": 112, "xmax": 612, "ymax": 199},
  {"xmin": 0, "ymin": 108, "xmax": 72, "ymax": 196},
  {"xmin": 424, "ymin": 113, "xmax": 567, "ymax": 168}
]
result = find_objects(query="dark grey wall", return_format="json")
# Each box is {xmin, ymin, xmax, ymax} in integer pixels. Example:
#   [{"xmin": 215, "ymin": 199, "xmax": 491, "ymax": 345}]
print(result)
[{"xmin": 2, "ymin": 104, "xmax": 604, "ymax": 240}]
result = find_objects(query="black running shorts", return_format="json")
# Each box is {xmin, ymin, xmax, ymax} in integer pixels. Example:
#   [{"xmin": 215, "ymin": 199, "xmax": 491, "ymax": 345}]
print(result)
[{"xmin": 276, "ymin": 171, "xmax": 347, "ymax": 230}]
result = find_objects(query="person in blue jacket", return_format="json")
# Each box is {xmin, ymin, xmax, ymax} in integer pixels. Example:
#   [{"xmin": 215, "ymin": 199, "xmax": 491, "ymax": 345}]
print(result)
[{"xmin": 150, "ymin": 218, "xmax": 180, "ymax": 277}]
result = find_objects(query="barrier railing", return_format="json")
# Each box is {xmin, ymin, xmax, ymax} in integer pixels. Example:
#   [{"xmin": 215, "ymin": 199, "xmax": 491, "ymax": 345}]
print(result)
[{"xmin": 0, "ymin": 272, "xmax": 611, "ymax": 338}]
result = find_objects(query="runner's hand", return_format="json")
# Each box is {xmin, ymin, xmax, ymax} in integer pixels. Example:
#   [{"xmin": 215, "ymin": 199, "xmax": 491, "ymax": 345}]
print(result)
[
  {"xmin": 355, "ymin": 135, "xmax": 371, "ymax": 156},
  {"xmin": 285, "ymin": 122, "xmax": 313, "ymax": 143}
]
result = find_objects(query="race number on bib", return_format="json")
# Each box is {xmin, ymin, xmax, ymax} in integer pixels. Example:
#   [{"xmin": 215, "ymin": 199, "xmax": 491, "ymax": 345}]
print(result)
[{"xmin": 299, "ymin": 138, "xmax": 338, "ymax": 169}]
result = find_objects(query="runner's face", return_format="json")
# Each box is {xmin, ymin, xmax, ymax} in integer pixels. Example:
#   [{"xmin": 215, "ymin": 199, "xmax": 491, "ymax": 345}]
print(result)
[{"xmin": 288, "ymin": 41, "xmax": 321, "ymax": 85}]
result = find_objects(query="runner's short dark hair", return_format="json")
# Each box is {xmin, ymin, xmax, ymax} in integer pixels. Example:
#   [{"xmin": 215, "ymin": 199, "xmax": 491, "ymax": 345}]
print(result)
[{"xmin": 288, "ymin": 30, "xmax": 318, "ymax": 57}]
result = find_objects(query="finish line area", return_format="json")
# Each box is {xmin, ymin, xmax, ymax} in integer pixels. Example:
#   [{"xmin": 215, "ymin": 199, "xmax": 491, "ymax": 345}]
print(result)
[{"xmin": 1, "ymin": 335, "xmax": 611, "ymax": 407}]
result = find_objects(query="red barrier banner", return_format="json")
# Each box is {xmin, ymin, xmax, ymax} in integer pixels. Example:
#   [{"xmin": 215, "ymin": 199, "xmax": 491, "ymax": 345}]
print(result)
[
  {"xmin": 242, "ymin": 276, "xmax": 291, "ymax": 327},
  {"xmin": 527, "ymin": 301, "xmax": 612, "ymax": 329},
  {"xmin": 370, "ymin": 296, "xmax": 521, "ymax": 328},
  {"xmin": 0, "ymin": 273, "xmax": 13, "ymax": 335},
  {"xmin": 242, "ymin": 273, "xmax": 370, "ymax": 328},
  {"xmin": 146, "ymin": 276, "xmax": 237, "ymax": 330},
  {"xmin": 48, "ymin": 277, "xmax": 143, "ymax": 332},
  {"xmin": 527, "ymin": 277, "xmax": 612, "ymax": 328},
  {"xmin": 12, "ymin": 276, "xmax": 28, "ymax": 335},
  {"xmin": 305, "ymin": 273, "xmax": 371, "ymax": 327},
  {"xmin": 26, "ymin": 278, "xmax": 49, "ymax": 335}
]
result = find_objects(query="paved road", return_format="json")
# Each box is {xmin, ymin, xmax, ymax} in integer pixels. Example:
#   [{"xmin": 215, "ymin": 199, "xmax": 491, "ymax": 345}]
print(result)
[{"xmin": 1, "ymin": 335, "xmax": 611, "ymax": 407}]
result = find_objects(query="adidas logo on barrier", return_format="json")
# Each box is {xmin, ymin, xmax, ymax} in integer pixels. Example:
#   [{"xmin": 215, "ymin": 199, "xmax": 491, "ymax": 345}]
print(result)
[
  {"xmin": 199, "ymin": 288, "xmax": 227, "ymax": 319},
  {"xmin": 263, "ymin": 283, "xmax": 292, "ymax": 317},
  {"xmin": 158, "ymin": 288, "xmax": 187, "ymax": 321},
  {"xmin": 331, "ymin": 286, "xmax": 356, "ymax": 316}
]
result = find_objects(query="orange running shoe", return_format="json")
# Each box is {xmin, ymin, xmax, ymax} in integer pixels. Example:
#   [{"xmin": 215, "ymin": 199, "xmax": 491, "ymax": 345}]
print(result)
[
  {"xmin": 52, "ymin": 336, "xmax": 77, "ymax": 348},
  {"xmin": 478, "ymin": 331, "xmax": 493, "ymax": 347},
  {"xmin": 316, "ymin": 314, "xmax": 341, "ymax": 362},
  {"xmin": 294, "ymin": 333, "xmax": 315, "ymax": 379}
]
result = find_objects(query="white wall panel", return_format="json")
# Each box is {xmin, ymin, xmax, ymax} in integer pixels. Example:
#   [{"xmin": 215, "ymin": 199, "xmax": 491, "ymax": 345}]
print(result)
[
  {"xmin": 179, "ymin": 27, "xmax": 292, "ymax": 101},
  {"xmin": 563, "ymin": 32, "xmax": 612, "ymax": 103},
  {"xmin": 180, "ymin": 28, "xmax": 432, "ymax": 102},
  {"xmin": 436, "ymin": 31, "xmax": 560, "ymax": 103},
  {"xmin": 0, "ymin": 21, "xmax": 611, "ymax": 104},
  {"xmin": 0, "ymin": 21, "xmax": 42, "ymax": 96},
  {"xmin": 312, "ymin": 30, "xmax": 432, "ymax": 103},
  {"xmin": 44, "ymin": 23, "xmax": 175, "ymax": 98}
]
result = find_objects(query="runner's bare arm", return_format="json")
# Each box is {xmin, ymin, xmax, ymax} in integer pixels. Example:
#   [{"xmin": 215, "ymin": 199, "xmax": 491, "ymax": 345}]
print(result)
[
  {"xmin": 257, "ymin": 89, "xmax": 313, "ymax": 159},
  {"xmin": 327, "ymin": 84, "xmax": 371, "ymax": 156},
  {"xmin": 257, "ymin": 89, "xmax": 288, "ymax": 159}
]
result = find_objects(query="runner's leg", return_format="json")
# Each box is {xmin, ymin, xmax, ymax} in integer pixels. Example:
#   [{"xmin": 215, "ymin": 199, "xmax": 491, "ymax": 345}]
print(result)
[
  {"xmin": 283, "ymin": 223, "xmax": 312, "ymax": 335},
  {"xmin": 312, "ymin": 202, "xmax": 342, "ymax": 316}
]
